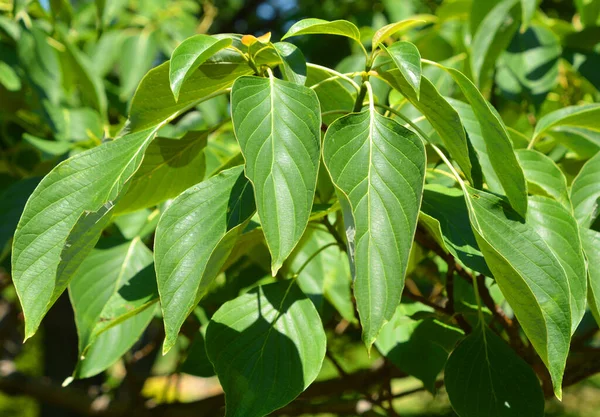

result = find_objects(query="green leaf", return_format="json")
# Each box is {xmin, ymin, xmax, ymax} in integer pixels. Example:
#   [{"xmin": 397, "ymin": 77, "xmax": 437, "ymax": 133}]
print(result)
[
  {"xmin": 380, "ymin": 69, "xmax": 473, "ymax": 182},
  {"xmin": 434, "ymin": 65, "xmax": 528, "ymax": 218},
  {"xmin": 273, "ymin": 42, "xmax": 307, "ymax": 86},
  {"xmin": 323, "ymin": 103, "xmax": 426, "ymax": 348},
  {"xmin": 127, "ymin": 59, "xmax": 252, "ymax": 133},
  {"xmin": 445, "ymin": 325, "xmax": 545, "ymax": 417},
  {"xmin": 231, "ymin": 75, "xmax": 321, "ymax": 275},
  {"xmin": 581, "ymin": 228, "xmax": 600, "ymax": 326},
  {"xmin": 466, "ymin": 187, "xmax": 570, "ymax": 397},
  {"xmin": 527, "ymin": 196, "xmax": 586, "ymax": 334},
  {"xmin": 516, "ymin": 149, "xmax": 570, "ymax": 208},
  {"xmin": 119, "ymin": 32, "xmax": 158, "ymax": 100},
  {"xmin": 548, "ymin": 126, "xmax": 600, "ymax": 159},
  {"xmin": 471, "ymin": 0, "xmax": 519, "ymax": 86},
  {"xmin": 116, "ymin": 131, "xmax": 208, "ymax": 214},
  {"xmin": 284, "ymin": 226, "xmax": 355, "ymax": 322},
  {"xmin": 155, "ymin": 166, "xmax": 256, "ymax": 353},
  {"xmin": 281, "ymin": 18, "xmax": 361, "ymax": 43},
  {"xmin": 376, "ymin": 304, "xmax": 463, "ymax": 392},
  {"xmin": 169, "ymin": 34, "xmax": 232, "ymax": 101},
  {"xmin": 382, "ymin": 41, "xmax": 421, "ymax": 98},
  {"xmin": 23, "ymin": 134, "xmax": 73, "ymax": 158},
  {"xmin": 12, "ymin": 127, "xmax": 158, "ymax": 339},
  {"xmin": 0, "ymin": 61, "xmax": 21, "ymax": 91},
  {"xmin": 533, "ymin": 104, "xmax": 600, "ymax": 142},
  {"xmin": 180, "ymin": 330, "xmax": 215, "ymax": 377},
  {"xmin": 372, "ymin": 17, "xmax": 435, "ymax": 49},
  {"xmin": 520, "ymin": 0, "xmax": 537, "ymax": 31},
  {"xmin": 306, "ymin": 64, "xmax": 355, "ymax": 125},
  {"xmin": 69, "ymin": 238, "xmax": 158, "ymax": 378},
  {"xmin": 420, "ymin": 185, "xmax": 491, "ymax": 276},
  {"xmin": 570, "ymin": 151, "xmax": 600, "ymax": 227},
  {"xmin": 0, "ymin": 177, "xmax": 40, "ymax": 251},
  {"xmin": 205, "ymin": 280, "xmax": 326, "ymax": 417}
]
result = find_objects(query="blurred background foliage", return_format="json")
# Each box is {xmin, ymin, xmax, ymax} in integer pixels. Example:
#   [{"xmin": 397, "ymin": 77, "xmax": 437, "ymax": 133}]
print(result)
[{"xmin": 1, "ymin": 0, "xmax": 600, "ymax": 416}]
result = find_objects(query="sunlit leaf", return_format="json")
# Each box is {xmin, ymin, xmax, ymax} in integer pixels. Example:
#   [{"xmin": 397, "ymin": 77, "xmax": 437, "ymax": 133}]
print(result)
[
  {"xmin": 570, "ymin": 151, "xmax": 600, "ymax": 227},
  {"xmin": 282, "ymin": 18, "xmax": 361, "ymax": 43}
]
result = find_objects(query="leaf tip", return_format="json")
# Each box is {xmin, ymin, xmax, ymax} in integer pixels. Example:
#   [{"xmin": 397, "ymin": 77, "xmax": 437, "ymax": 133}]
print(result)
[
  {"xmin": 271, "ymin": 262, "xmax": 282, "ymax": 277},
  {"xmin": 62, "ymin": 377, "xmax": 74, "ymax": 387},
  {"xmin": 162, "ymin": 337, "xmax": 176, "ymax": 355}
]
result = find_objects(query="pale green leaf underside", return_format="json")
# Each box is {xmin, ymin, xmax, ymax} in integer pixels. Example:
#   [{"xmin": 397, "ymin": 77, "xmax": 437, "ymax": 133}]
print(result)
[
  {"xmin": 169, "ymin": 34, "xmax": 232, "ymax": 100},
  {"xmin": 323, "ymin": 109, "xmax": 426, "ymax": 348},
  {"xmin": 205, "ymin": 280, "xmax": 326, "ymax": 417},
  {"xmin": 527, "ymin": 196, "xmax": 586, "ymax": 334},
  {"xmin": 570, "ymin": 151, "xmax": 600, "ymax": 228},
  {"xmin": 12, "ymin": 127, "xmax": 157, "ymax": 339},
  {"xmin": 231, "ymin": 75, "xmax": 321, "ymax": 275},
  {"xmin": 154, "ymin": 166, "xmax": 255, "ymax": 353},
  {"xmin": 466, "ymin": 187, "xmax": 570, "ymax": 397},
  {"xmin": 445, "ymin": 325, "xmax": 544, "ymax": 417},
  {"xmin": 281, "ymin": 18, "xmax": 361, "ymax": 42}
]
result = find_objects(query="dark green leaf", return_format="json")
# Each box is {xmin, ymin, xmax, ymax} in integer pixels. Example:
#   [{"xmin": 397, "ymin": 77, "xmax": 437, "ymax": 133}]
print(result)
[
  {"xmin": 0, "ymin": 177, "xmax": 40, "ymax": 251},
  {"xmin": 383, "ymin": 41, "xmax": 421, "ymax": 98}
]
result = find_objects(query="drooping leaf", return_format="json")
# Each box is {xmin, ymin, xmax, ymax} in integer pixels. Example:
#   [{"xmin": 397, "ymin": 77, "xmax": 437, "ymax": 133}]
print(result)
[
  {"xmin": 169, "ymin": 34, "xmax": 232, "ymax": 100},
  {"xmin": 466, "ymin": 187, "xmax": 571, "ymax": 397},
  {"xmin": 471, "ymin": 0, "xmax": 520, "ymax": 86},
  {"xmin": 372, "ymin": 17, "xmax": 435, "ymax": 49},
  {"xmin": 581, "ymin": 228, "xmax": 600, "ymax": 326},
  {"xmin": 23, "ymin": 134, "xmax": 73, "ymax": 158},
  {"xmin": 205, "ymin": 280, "xmax": 326, "ymax": 417},
  {"xmin": 527, "ymin": 196, "xmax": 587, "ymax": 333},
  {"xmin": 434, "ymin": 65, "xmax": 528, "ymax": 218},
  {"xmin": 273, "ymin": 42, "xmax": 307, "ymax": 85},
  {"xmin": 116, "ymin": 131, "xmax": 208, "ymax": 214},
  {"xmin": 570, "ymin": 151, "xmax": 600, "ymax": 227},
  {"xmin": 284, "ymin": 226, "xmax": 355, "ymax": 322},
  {"xmin": 126, "ymin": 57, "xmax": 252, "ymax": 133},
  {"xmin": 533, "ymin": 104, "xmax": 600, "ymax": 143},
  {"xmin": 69, "ymin": 238, "xmax": 158, "ymax": 379},
  {"xmin": 380, "ymin": 69, "xmax": 473, "ymax": 182},
  {"xmin": 445, "ymin": 325, "xmax": 545, "ymax": 417},
  {"xmin": 516, "ymin": 149, "xmax": 570, "ymax": 208},
  {"xmin": 383, "ymin": 41, "xmax": 422, "ymax": 98},
  {"xmin": 323, "ymin": 103, "xmax": 426, "ymax": 348},
  {"xmin": 282, "ymin": 18, "xmax": 361, "ymax": 43},
  {"xmin": 154, "ymin": 166, "xmax": 256, "ymax": 353},
  {"xmin": 420, "ymin": 185, "xmax": 491, "ymax": 276},
  {"xmin": 12, "ymin": 127, "xmax": 158, "ymax": 339},
  {"xmin": 376, "ymin": 304, "xmax": 463, "ymax": 392},
  {"xmin": 231, "ymin": 75, "xmax": 321, "ymax": 275}
]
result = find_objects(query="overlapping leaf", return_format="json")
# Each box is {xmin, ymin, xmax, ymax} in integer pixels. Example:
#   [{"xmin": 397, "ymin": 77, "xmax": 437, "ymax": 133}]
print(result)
[
  {"xmin": 154, "ymin": 166, "xmax": 256, "ymax": 353},
  {"xmin": 231, "ymin": 75, "xmax": 321, "ymax": 275},
  {"xmin": 205, "ymin": 280, "xmax": 326, "ymax": 417},
  {"xmin": 570, "ymin": 151, "xmax": 600, "ymax": 227},
  {"xmin": 383, "ymin": 41, "xmax": 422, "ymax": 98},
  {"xmin": 533, "ymin": 104, "xmax": 600, "ymax": 143},
  {"xmin": 273, "ymin": 42, "xmax": 307, "ymax": 86},
  {"xmin": 12, "ymin": 127, "xmax": 158, "ymax": 339},
  {"xmin": 323, "ymin": 104, "xmax": 426, "ymax": 348},
  {"xmin": 516, "ymin": 149, "xmax": 570, "ymax": 208}
]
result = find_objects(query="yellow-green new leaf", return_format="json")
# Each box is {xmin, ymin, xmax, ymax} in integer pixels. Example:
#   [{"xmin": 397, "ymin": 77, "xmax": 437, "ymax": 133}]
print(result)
[
  {"xmin": 12, "ymin": 128, "xmax": 158, "ymax": 340},
  {"xmin": 231, "ymin": 75, "xmax": 321, "ymax": 275},
  {"xmin": 154, "ymin": 166, "xmax": 256, "ymax": 353},
  {"xmin": 323, "ymin": 105, "xmax": 426, "ymax": 348},
  {"xmin": 282, "ymin": 18, "xmax": 361, "ymax": 43},
  {"xmin": 169, "ymin": 34, "xmax": 232, "ymax": 101}
]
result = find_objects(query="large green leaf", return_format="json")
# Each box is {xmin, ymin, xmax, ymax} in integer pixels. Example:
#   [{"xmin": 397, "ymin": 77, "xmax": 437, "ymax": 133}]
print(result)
[
  {"xmin": 69, "ymin": 238, "xmax": 158, "ymax": 379},
  {"xmin": 548, "ymin": 126, "xmax": 600, "ymax": 159},
  {"xmin": 205, "ymin": 280, "xmax": 326, "ymax": 417},
  {"xmin": 516, "ymin": 149, "xmax": 570, "ymax": 208},
  {"xmin": 581, "ymin": 228, "xmax": 600, "ymax": 325},
  {"xmin": 466, "ymin": 187, "xmax": 571, "ymax": 397},
  {"xmin": 527, "ymin": 196, "xmax": 586, "ymax": 333},
  {"xmin": 435, "ymin": 65, "xmax": 527, "ymax": 218},
  {"xmin": 154, "ymin": 166, "xmax": 255, "ymax": 353},
  {"xmin": 127, "ymin": 58, "xmax": 252, "ymax": 133},
  {"xmin": 445, "ymin": 325, "xmax": 545, "ymax": 417},
  {"xmin": 471, "ymin": 0, "xmax": 520, "ymax": 86},
  {"xmin": 116, "ymin": 131, "xmax": 208, "ymax": 214},
  {"xmin": 231, "ymin": 75, "xmax": 321, "ymax": 275},
  {"xmin": 273, "ymin": 42, "xmax": 307, "ymax": 86},
  {"xmin": 379, "ymin": 69, "xmax": 473, "ymax": 182},
  {"xmin": 376, "ymin": 304, "xmax": 463, "ymax": 392},
  {"xmin": 533, "ymin": 104, "xmax": 600, "ymax": 143},
  {"xmin": 323, "ymin": 103, "xmax": 426, "ymax": 348},
  {"xmin": 119, "ymin": 32, "xmax": 158, "ymax": 100},
  {"xmin": 169, "ymin": 34, "xmax": 232, "ymax": 101},
  {"xmin": 12, "ymin": 127, "xmax": 158, "ymax": 339},
  {"xmin": 383, "ymin": 41, "xmax": 422, "ymax": 98},
  {"xmin": 282, "ymin": 18, "xmax": 361, "ymax": 42},
  {"xmin": 283, "ymin": 226, "xmax": 355, "ymax": 322},
  {"xmin": 570, "ymin": 151, "xmax": 600, "ymax": 227}
]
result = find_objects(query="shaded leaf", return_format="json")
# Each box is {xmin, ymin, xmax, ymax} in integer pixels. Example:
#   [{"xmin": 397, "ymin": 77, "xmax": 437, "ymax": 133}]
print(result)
[
  {"xmin": 570, "ymin": 151, "xmax": 600, "ymax": 227},
  {"xmin": 0, "ymin": 177, "xmax": 40, "ymax": 251},
  {"xmin": 581, "ymin": 228, "xmax": 600, "ymax": 326}
]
